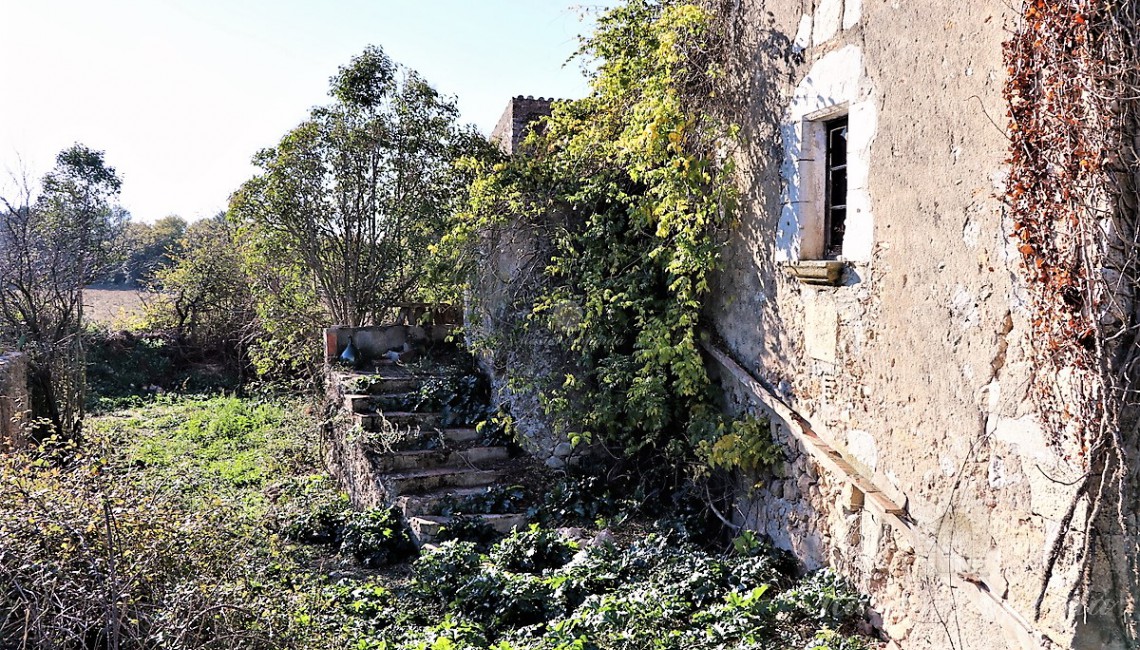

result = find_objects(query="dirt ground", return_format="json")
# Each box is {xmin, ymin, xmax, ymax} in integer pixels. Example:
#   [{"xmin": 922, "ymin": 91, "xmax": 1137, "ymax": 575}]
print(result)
[{"xmin": 85, "ymin": 286, "xmax": 149, "ymax": 327}]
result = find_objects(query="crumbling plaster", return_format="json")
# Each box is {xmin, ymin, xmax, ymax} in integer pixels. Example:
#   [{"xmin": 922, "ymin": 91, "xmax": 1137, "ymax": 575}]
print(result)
[{"xmin": 710, "ymin": 1, "xmax": 1092, "ymax": 648}]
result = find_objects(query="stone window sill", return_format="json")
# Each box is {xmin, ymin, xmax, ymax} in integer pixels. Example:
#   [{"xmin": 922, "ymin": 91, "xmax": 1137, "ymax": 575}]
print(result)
[{"xmin": 784, "ymin": 260, "xmax": 845, "ymax": 286}]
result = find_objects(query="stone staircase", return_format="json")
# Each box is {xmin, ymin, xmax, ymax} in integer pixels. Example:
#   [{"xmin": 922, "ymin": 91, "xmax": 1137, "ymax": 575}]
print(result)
[{"xmin": 327, "ymin": 358, "xmax": 531, "ymax": 547}]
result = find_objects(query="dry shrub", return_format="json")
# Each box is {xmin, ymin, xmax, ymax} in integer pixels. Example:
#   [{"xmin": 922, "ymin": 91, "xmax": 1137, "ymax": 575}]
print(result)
[{"xmin": 0, "ymin": 446, "xmax": 287, "ymax": 649}]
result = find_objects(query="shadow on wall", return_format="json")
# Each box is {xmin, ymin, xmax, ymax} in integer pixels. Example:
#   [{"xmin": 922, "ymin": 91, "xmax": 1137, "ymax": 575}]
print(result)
[{"xmin": 705, "ymin": 3, "xmax": 799, "ymax": 383}]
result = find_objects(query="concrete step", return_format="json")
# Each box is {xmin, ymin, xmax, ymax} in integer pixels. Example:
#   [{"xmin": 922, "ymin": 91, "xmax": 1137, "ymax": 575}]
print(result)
[
  {"xmin": 383, "ymin": 466, "xmax": 502, "ymax": 495},
  {"xmin": 393, "ymin": 486, "xmax": 492, "ymax": 518},
  {"xmin": 371, "ymin": 446, "xmax": 510, "ymax": 473},
  {"xmin": 407, "ymin": 513, "xmax": 529, "ymax": 546}
]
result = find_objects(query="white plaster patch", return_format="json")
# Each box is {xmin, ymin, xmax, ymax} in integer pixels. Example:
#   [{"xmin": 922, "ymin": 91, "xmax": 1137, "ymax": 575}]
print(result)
[
  {"xmin": 803, "ymin": 290, "xmax": 839, "ymax": 363},
  {"xmin": 793, "ymin": 14, "xmax": 812, "ymax": 53},
  {"xmin": 962, "ymin": 216, "xmax": 981, "ymax": 249},
  {"xmin": 813, "ymin": 0, "xmax": 843, "ymax": 45},
  {"xmin": 978, "ymin": 379, "xmax": 1001, "ymax": 413},
  {"xmin": 846, "ymin": 429, "xmax": 878, "ymax": 472},
  {"xmin": 988, "ymin": 456, "xmax": 1021, "ymax": 489},
  {"xmin": 991, "ymin": 414, "xmax": 1053, "ymax": 463},
  {"xmin": 843, "ymin": 0, "xmax": 862, "ymax": 30},
  {"xmin": 885, "ymin": 470, "xmax": 902, "ymax": 494},
  {"xmin": 940, "ymin": 455, "xmax": 957, "ymax": 477},
  {"xmin": 861, "ymin": 508, "xmax": 885, "ymax": 565},
  {"xmin": 950, "ymin": 285, "xmax": 979, "ymax": 330},
  {"xmin": 777, "ymin": 46, "xmax": 877, "ymax": 263}
]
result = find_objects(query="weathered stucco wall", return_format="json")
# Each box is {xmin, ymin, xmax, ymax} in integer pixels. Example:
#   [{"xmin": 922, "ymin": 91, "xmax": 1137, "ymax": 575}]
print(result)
[
  {"xmin": 469, "ymin": 98, "xmax": 585, "ymax": 469},
  {"xmin": 0, "ymin": 352, "xmax": 29, "ymax": 450},
  {"xmin": 709, "ymin": 1, "xmax": 1100, "ymax": 648},
  {"xmin": 465, "ymin": 209, "xmax": 583, "ymax": 469}
]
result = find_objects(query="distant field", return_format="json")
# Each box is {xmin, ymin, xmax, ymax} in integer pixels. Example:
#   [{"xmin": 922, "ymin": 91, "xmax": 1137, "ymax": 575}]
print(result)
[{"xmin": 85, "ymin": 286, "xmax": 149, "ymax": 326}]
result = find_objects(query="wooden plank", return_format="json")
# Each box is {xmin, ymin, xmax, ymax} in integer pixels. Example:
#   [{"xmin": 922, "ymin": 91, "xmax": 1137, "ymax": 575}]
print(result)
[
  {"xmin": 864, "ymin": 489, "xmax": 907, "ymax": 516},
  {"xmin": 702, "ymin": 338, "xmax": 892, "ymax": 502},
  {"xmin": 701, "ymin": 339, "xmax": 1053, "ymax": 647}
]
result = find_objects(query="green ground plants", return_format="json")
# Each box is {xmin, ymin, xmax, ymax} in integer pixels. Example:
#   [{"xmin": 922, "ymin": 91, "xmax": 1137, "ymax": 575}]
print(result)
[
  {"xmin": 1, "ymin": 391, "xmax": 879, "ymax": 650},
  {"xmin": 0, "ymin": 393, "xmax": 405, "ymax": 649},
  {"xmin": 356, "ymin": 529, "xmax": 875, "ymax": 650}
]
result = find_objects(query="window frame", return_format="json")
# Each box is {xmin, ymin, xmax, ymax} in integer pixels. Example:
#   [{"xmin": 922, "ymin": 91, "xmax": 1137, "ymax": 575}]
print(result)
[
  {"xmin": 796, "ymin": 103, "xmax": 850, "ymax": 263},
  {"xmin": 823, "ymin": 115, "xmax": 848, "ymax": 259}
]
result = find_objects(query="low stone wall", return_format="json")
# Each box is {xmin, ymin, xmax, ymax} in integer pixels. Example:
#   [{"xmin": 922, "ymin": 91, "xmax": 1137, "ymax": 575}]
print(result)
[
  {"xmin": 324, "ymin": 324, "xmax": 454, "ymax": 366},
  {"xmin": 0, "ymin": 352, "xmax": 29, "ymax": 450},
  {"xmin": 322, "ymin": 368, "xmax": 390, "ymax": 509}
]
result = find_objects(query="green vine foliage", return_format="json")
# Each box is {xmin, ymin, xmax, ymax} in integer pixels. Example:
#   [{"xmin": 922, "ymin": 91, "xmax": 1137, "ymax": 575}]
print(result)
[
  {"xmin": 700, "ymin": 415, "xmax": 782, "ymax": 478},
  {"xmin": 447, "ymin": 0, "xmax": 738, "ymax": 463}
]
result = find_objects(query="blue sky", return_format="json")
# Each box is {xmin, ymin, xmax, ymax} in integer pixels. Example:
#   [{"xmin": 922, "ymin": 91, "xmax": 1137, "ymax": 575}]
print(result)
[{"xmin": 0, "ymin": 1, "xmax": 614, "ymax": 221}]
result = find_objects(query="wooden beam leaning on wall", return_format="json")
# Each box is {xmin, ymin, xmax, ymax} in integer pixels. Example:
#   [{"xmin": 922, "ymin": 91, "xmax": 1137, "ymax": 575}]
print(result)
[{"xmin": 699, "ymin": 337, "xmax": 1057, "ymax": 650}]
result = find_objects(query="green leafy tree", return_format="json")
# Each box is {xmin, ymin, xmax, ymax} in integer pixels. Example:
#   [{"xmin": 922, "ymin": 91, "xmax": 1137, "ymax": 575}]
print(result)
[
  {"xmin": 233, "ymin": 216, "xmax": 326, "ymax": 381},
  {"xmin": 146, "ymin": 215, "xmax": 253, "ymax": 354},
  {"xmin": 231, "ymin": 45, "xmax": 478, "ymax": 328},
  {"xmin": 0, "ymin": 144, "xmax": 126, "ymax": 439}
]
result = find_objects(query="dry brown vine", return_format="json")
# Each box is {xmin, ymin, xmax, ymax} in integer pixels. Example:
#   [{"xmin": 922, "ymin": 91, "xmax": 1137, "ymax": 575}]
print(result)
[{"xmin": 1005, "ymin": 0, "xmax": 1140, "ymax": 641}]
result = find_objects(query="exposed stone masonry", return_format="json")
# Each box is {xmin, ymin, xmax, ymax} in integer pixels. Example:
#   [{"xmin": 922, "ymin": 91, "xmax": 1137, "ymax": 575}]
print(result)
[
  {"xmin": 0, "ymin": 352, "xmax": 28, "ymax": 450},
  {"xmin": 490, "ymin": 96, "xmax": 553, "ymax": 155}
]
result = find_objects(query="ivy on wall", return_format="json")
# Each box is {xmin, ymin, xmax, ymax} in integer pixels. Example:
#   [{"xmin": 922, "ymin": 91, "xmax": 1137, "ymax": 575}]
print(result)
[{"xmin": 443, "ymin": 0, "xmax": 749, "ymax": 468}]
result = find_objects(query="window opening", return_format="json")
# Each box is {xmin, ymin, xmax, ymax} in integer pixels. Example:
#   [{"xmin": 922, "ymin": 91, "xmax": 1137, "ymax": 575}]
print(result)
[{"xmin": 824, "ymin": 116, "xmax": 848, "ymax": 259}]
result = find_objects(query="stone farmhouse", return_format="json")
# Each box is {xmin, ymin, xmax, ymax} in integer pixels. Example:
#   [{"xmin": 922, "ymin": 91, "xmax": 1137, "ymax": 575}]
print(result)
[{"xmin": 488, "ymin": 2, "xmax": 1140, "ymax": 649}]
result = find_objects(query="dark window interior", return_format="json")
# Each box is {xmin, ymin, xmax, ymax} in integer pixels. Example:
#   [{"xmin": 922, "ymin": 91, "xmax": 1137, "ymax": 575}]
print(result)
[{"xmin": 824, "ymin": 116, "xmax": 848, "ymax": 259}]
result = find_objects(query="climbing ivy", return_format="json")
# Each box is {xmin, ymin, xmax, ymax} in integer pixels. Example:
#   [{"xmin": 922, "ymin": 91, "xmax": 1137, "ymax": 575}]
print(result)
[
  {"xmin": 700, "ymin": 415, "xmax": 783, "ymax": 479},
  {"xmin": 445, "ymin": 0, "xmax": 738, "ymax": 464}
]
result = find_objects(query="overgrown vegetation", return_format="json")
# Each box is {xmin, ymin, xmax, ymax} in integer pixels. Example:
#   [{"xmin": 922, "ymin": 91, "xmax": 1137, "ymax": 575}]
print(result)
[
  {"xmin": 364, "ymin": 532, "xmax": 872, "ymax": 649},
  {"xmin": 0, "ymin": 395, "xmax": 325, "ymax": 648},
  {"xmin": 0, "ymin": 4, "xmax": 882, "ymax": 648},
  {"xmin": 0, "ymin": 144, "xmax": 126, "ymax": 440},
  {"xmin": 443, "ymin": 0, "xmax": 743, "ymax": 474},
  {"xmin": 1, "ymin": 387, "xmax": 877, "ymax": 650}
]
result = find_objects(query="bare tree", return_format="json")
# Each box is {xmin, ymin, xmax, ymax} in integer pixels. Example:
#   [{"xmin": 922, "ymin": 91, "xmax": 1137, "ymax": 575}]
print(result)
[{"xmin": 0, "ymin": 145, "xmax": 124, "ymax": 441}]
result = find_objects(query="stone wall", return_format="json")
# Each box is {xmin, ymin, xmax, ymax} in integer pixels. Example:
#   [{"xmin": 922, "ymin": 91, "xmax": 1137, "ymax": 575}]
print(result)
[
  {"xmin": 0, "ymin": 352, "xmax": 29, "ymax": 450},
  {"xmin": 490, "ymin": 96, "xmax": 553, "ymax": 155},
  {"xmin": 708, "ymin": 1, "xmax": 1102, "ymax": 648},
  {"xmin": 324, "ymin": 324, "xmax": 455, "ymax": 366},
  {"xmin": 468, "ymin": 98, "xmax": 581, "ymax": 469}
]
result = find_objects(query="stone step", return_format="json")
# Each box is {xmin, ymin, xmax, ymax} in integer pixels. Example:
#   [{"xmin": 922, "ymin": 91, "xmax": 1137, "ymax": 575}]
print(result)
[
  {"xmin": 356, "ymin": 411, "xmax": 441, "ymax": 431},
  {"xmin": 383, "ymin": 466, "xmax": 502, "ymax": 496},
  {"xmin": 345, "ymin": 392, "xmax": 421, "ymax": 413},
  {"xmin": 393, "ymin": 486, "xmax": 493, "ymax": 518},
  {"xmin": 342, "ymin": 372, "xmax": 449, "ymax": 395},
  {"xmin": 371, "ymin": 446, "xmax": 510, "ymax": 473},
  {"xmin": 407, "ymin": 513, "xmax": 529, "ymax": 546},
  {"xmin": 361, "ymin": 427, "xmax": 482, "ymax": 453}
]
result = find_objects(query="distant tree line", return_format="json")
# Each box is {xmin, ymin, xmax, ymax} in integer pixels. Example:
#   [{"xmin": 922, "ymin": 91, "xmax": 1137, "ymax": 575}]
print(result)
[{"xmin": 99, "ymin": 214, "xmax": 187, "ymax": 286}]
